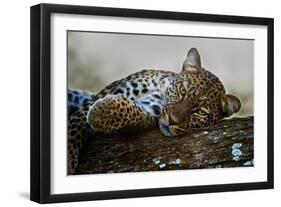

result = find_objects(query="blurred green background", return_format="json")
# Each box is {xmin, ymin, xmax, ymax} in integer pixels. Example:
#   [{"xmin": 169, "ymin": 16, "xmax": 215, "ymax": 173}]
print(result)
[{"xmin": 68, "ymin": 31, "xmax": 253, "ymax": 116}]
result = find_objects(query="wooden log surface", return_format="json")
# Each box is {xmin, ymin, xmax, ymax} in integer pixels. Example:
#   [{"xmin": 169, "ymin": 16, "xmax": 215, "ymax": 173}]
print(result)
[{"xmin": 76, "ymin": 116, "xmax": 254, "ymax": 174}]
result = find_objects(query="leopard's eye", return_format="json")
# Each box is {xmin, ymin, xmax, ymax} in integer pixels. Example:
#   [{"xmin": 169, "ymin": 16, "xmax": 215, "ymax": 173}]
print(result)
[
  {"xmin": 193, "ymin": 108, "xmax": 209, "ymax": 117},
  {"xmin": 179, "ymin": 84, "xmax": 186, "ymax": 95},
  {"xmin": 198, "ymin": 110, "xmax": 206, "ymax": 115}
]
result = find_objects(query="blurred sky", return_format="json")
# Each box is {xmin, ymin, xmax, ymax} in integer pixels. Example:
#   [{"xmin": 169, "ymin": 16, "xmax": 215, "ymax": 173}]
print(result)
[{"xmin": 68, "ymin": 31, "xmax": 253, "ymax": 116}]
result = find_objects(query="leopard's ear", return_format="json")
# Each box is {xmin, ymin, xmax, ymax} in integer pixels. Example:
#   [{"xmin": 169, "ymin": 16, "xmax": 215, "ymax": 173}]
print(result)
[
  {"xmin": 181, "ymin": 48, "xmax": 202, "ymax": 73},
  {"xmin": 221, "ymin": 94, "xmax": 241, "ymax": 117}
]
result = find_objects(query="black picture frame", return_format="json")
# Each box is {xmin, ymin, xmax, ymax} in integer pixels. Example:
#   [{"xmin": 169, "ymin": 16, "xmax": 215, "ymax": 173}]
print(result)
[{"xmin": 30, "ymin": 3, "xmax": 274, "ymax": 204}]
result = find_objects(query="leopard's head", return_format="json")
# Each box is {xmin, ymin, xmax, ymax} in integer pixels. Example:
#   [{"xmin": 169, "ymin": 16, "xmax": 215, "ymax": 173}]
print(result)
[{"xmin": 159, "ymin": 48, "xmax": 241, "ymax": 136}]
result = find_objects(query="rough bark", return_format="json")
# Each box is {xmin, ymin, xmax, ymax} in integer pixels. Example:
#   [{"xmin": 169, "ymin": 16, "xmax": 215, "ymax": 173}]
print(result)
[{"xmin": 76, "ymin": 116, "xmax": 254, "ymax": 174}]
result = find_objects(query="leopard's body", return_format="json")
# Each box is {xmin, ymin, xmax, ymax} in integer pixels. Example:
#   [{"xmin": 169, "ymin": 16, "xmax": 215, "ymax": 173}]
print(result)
[{"xmin": 67, "ymin": 48, "xmax": 241, "ymax": 174}]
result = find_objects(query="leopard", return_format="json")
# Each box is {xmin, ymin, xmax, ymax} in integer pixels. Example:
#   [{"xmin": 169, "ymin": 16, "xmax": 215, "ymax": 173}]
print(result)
[{"xmin": 67, "ymin": 48, "xmax": 241, "ymax": 175}]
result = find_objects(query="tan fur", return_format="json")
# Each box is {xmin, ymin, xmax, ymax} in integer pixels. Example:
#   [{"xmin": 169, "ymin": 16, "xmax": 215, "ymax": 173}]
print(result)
[{"xmin": 67, "ymin": 48, "xmax": 241, "ymax": 174}]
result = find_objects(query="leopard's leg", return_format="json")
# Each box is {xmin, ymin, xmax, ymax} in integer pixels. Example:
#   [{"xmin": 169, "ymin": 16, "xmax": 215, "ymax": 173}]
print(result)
[
  {"xmin": 67, "ymin": 89, "xmax": 95, "ymax": 118},
  {"xmin": 87, "ymin": 95, "xmax": 156, "ymax": 134},
  {"xmin": 67, "ymin": 102, "xmax": 93, "ymax": 175}
]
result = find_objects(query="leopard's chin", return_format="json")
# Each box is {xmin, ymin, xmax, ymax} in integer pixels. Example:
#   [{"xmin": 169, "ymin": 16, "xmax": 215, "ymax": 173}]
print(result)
[
  {"xmin": 159, "ymin": 122, "xmax": 173, "ymax": 136},
  {"xmin": 158, "ymin": 119, "xmax": 179, "ymax": 137}
]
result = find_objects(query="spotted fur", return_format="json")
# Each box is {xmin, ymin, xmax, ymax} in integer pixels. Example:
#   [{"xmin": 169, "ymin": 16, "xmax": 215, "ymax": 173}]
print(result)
[
  {"xmin": 67, "ymin": 48, "xmax": 241, "ymax": 174},
  {"xmin": 68, "ymin": 89, "xmax": 95, "ymax": 118}
]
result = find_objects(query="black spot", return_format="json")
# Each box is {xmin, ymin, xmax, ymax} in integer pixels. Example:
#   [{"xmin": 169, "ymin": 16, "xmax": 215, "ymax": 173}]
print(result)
[
  {"xmin": 114, "ymin": 88, "xmax": 124, "ymax": 94},
  {"xmin": 152, "ymin": 94, "xmax": 161, "ymax": 99},
  {"xmin": 126, "ymin": 92, "xmax": 130, "ymax": 96},
  {"xmin": 142, "ymin": 84, "xmax": 147, "ymax": 88},
  {"xmin": 131, "ymin": 97, "xmax": 134, "ymax": 101},
  {"xmin": 69, "ymin": 106, "xmax": 79, "ymax": 115},
  {"xmin": 141, "ymin": 101, "xmax": 150, "ymax": 105},
  {"xmin": 68, "ymin": 93, "xmax": 73, "ymax": 100},
  {"xmin": 144, "ymin": 79, "xmax": 148, "ymax": 82},
  {"xmin": 76, "ymin": 112, "xmax": 84, "ymax": 118},
  {"xmin": 74, "ymin": 96, "xmax": 79, "ymax": 103},
  {"xmin": 152, "ymin": 105, "xmax": 161, "ymax": 115},
  {"xmin": 133, "ymin": 89, "xmax": 139, "ymax": 96},
  {"xmin": 126, "ymin": 87, "xmax": 130, "ymax": 91},
  {"xmin": 70, "ymin": 130, "xmax": 76, "ymax": 136},
  {"xmin": 131, "ymin": 82, "xmax": 138, "ymax": 88},
  {"xmin": 142, "ymin": 88, "xmax": 148, "ymax": 93},
  {"xmin": 152, "ymin": 79, "xmax": 158, "ymax": 87},
  {"xmin": 159, "ymin": 75, "xmax": 169, "ymax": 81}
]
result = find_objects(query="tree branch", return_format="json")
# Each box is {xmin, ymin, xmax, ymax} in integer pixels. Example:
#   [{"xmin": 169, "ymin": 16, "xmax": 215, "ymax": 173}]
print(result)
[{"xmin": 76, "ymin": 116, "xmax": 254, "ymax": 174}]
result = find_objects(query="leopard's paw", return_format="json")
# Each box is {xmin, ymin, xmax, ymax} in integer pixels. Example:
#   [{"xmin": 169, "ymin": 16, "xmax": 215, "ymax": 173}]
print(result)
[
  {"xmin": 87, "ymin": 95, "xmax": 154, "ymax": 134},
  {"xmin": 87, "ymin": 95, "xmax": 131, "ymax": 133}
]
